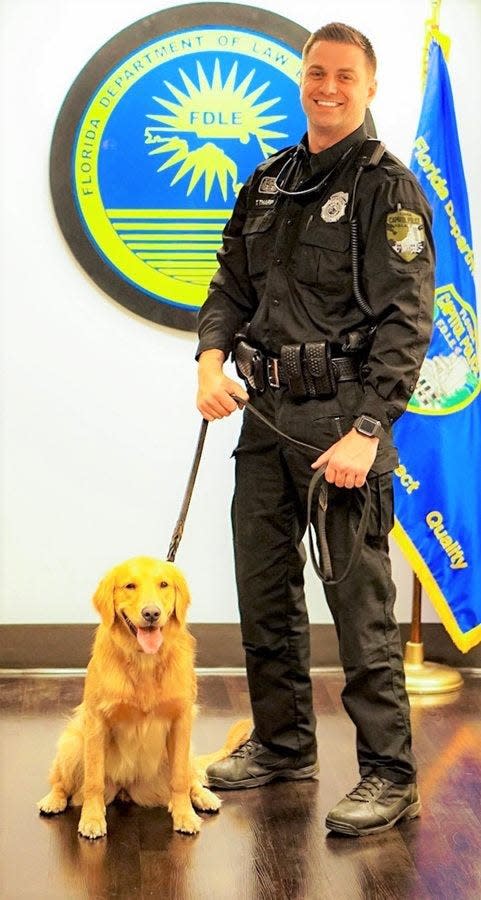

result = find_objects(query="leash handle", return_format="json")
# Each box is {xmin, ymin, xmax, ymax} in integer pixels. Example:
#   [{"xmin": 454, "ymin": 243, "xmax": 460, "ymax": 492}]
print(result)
[
  {"xmin": 167, "ymin": 418, "xmax": 209, "ymax": 562},
  {"xmin": 307, "ymin": 468, "xmax": 371, "ymax": 585},
  {"xmin": 232, "ymin": 394, "xmax": 371, "ymax": 584}
]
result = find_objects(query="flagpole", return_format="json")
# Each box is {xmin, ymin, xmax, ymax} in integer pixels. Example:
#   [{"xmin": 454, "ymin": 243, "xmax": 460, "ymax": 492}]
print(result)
[
  {"xmin": 421, "ymin": 0, "xmax": 451, "ymax": 87},
  {"xmin": 404, "ymin": 574, "xmax": 463, "ymax": 694},
  {"xmin": 403, "ymin": 0, "xmax": 462, "ymax": 697}
]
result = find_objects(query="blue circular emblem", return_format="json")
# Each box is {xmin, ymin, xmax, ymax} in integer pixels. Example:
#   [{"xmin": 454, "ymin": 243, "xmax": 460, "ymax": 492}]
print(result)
[{"xmin": 51, "ymin": 4, "xmax": 309, "ymax": 331}]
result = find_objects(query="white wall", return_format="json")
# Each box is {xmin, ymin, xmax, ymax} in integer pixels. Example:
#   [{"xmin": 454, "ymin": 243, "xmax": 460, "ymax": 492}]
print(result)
[{"xmin": 0, "ymin": 0, "xmax": 480, "ymax": 625}]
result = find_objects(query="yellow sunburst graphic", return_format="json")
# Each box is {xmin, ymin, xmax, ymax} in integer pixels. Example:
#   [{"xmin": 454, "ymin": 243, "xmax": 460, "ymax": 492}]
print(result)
[{"xmin": 144, "ymin": 59, "xmax": 287, "ymax": 200}]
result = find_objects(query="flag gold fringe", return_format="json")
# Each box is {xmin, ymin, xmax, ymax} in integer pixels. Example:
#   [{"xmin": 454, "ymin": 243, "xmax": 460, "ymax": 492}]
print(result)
[{"xmin": 392, "ymin": 519, "xmax": 481, "ymax": 653}]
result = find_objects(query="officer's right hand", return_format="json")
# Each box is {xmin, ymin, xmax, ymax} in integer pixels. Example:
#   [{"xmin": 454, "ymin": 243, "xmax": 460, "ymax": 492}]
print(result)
[{"xmin": 197, "ymin": 350, "xmax": 248, "ymax": 421}]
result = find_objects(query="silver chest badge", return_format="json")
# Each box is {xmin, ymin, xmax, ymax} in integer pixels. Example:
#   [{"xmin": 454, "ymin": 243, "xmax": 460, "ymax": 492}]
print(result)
[
  {"xmin": 321, "ymin": 191, "xmax": 349, "ymax": 223},
  {"xmin": 259, "ymin": 176, "xmax": 278, "ymax": 195}
]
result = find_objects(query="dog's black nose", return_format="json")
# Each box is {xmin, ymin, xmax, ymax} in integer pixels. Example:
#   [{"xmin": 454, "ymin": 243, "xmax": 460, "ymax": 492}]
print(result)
[{"xmin": 141, "ymin": 606, "xmax": 161, "ymax": 625}]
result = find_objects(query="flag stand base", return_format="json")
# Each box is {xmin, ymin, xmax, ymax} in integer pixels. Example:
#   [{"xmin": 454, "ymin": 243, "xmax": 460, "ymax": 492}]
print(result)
[
  {"xmin": 404, "ymin": 574, "xmax": 463, "ymax": 695},
  {"xmin": 404, "ymin": 640, "xmax": 463, "ymax": 694}
]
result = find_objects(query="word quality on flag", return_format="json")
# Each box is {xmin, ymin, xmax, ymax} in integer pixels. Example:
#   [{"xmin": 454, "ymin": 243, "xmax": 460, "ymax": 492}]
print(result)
[{"xmin": 392, "ymin": 38, "xmax": 481, "ymax": 652}]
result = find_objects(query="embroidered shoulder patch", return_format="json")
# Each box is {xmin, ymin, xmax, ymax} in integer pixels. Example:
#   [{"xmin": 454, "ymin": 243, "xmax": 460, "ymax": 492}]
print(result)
[{"xmin": 386, "ymin": 209, "xmax": 425, "ymax": 261}]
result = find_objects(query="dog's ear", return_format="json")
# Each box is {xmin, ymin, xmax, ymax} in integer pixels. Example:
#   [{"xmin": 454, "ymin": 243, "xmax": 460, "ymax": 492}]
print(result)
[
  {"xmin": 92, "ymin": 569, "xmax": 117, "ymax": 627},
  {"xmin": 168, "ymin": 564, "xmax": 191, "ymax": 626}
]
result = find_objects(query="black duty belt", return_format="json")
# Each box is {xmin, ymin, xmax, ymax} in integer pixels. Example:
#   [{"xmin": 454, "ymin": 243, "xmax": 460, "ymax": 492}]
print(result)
[
  {"xmin": 234, "ymin": 337, "xmax": 362, "ymax": 399},
  {"xmin": 265, "ymin": 353, "xmax": 360, "ymax": 389}
]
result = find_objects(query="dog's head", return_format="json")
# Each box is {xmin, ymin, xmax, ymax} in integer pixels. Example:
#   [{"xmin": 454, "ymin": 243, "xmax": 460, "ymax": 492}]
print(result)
[{"xmin": 92, "ymin": 556, "xmax": 191, "ymax": 654}]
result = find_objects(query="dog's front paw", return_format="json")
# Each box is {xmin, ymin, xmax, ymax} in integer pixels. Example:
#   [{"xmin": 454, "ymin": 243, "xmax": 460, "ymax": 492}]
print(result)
[
  {"xmin": 38, "ymin": 790, "xmax": 68, "ymax": 816},
  {"xmin": 173, "ymin": 810, "xmax": 202, "ymax": 834},
  {"xmin": 78, "ymin": 814, "xmax": 107, "ymax": 839},
  {"xmin": 190, "ymin": 785, "xmax": 221, "ymax": 813},
  {"xmin": 78, "ymin": 802, "xmax": 107, "ymax": 840},
  {"xmin": 168, "ymin": 800, "xmax": 202, "ymax": 834}
]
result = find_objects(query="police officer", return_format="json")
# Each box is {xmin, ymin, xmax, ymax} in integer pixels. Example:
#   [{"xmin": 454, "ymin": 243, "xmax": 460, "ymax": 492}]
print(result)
[{"xmin": 196, "ymin": 22, "xmax": 434, "ymax": 836}]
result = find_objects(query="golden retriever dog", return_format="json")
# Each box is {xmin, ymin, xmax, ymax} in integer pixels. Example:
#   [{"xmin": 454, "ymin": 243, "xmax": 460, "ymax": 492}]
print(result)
[{"xmin": 38, "ymin": 556, "xmax": 250, "ymax": 838}]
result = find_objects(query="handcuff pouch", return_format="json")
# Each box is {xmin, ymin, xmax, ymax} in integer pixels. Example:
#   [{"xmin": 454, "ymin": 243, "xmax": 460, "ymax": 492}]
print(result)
[
  {"xmin": 280, "ymin": 344, "xmax": 306, "ymax": 397},
  {"xmin": 304, "ymin": 341, "xmax": 338, "ymax": 398}
]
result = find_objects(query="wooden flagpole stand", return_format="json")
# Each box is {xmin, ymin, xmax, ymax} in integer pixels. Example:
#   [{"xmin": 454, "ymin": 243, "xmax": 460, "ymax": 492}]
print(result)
[{"xmin": 404, "ymin": 574, "xmax": 463, "ymax": 694}]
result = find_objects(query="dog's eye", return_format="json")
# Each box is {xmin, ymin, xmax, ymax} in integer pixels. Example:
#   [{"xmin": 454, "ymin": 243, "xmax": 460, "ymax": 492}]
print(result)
[
  {"xmin": 124, "ymin": 583, "xmax": 136, "ymax": 590},
  {"xmin": 159, "ymin": 581, "xmax": 168, "ymax": 588}
]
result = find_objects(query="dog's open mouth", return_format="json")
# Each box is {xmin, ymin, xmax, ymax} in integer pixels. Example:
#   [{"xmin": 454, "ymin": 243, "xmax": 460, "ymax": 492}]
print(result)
[{"xmin": 121, "ymin": 612, "xmax": 163, "ymax": 654}]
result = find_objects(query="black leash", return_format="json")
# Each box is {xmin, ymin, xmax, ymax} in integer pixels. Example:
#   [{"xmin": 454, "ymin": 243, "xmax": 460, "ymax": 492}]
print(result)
[
  {"xmin": 306, "ymin": 464, "xmax": 371, "ymax": 585},
  {"xmin": 166, "ymin": 418, "xmax": 209, "ymax": 563},
  {"xmin": 166, "ymin": 398, "xmax": 370, "ymax": 583},
  {"xmin": 232, "ymin": 396, "xmax": 371, "ymax": 585}
]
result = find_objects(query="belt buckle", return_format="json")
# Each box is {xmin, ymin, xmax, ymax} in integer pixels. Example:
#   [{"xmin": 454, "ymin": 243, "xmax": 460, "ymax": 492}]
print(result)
[{"xmin": 266, "ymin": 357, "xmax": 280, "ymax": 389}]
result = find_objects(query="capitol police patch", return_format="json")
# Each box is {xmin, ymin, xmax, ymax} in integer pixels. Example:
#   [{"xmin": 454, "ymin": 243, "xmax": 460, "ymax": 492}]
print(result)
[
  {"xmin": 386, "ymin": 209, "xmax": 425, "ymax": 262},
  {"xmin": 50, "ymin": 4, "xmax": 308, "ymax": 331}
]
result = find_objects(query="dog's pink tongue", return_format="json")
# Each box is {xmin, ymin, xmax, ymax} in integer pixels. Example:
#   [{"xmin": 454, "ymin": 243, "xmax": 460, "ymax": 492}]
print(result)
[{"xmin": 137, "ymin": 627, "xmax": 163, "ymax": 654}]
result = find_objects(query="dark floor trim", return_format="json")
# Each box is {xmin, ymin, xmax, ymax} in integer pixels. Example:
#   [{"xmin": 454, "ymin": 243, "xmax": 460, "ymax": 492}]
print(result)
[{"xmin": 1, "ymin": 623, "xmax": 480, "ymax": 669}]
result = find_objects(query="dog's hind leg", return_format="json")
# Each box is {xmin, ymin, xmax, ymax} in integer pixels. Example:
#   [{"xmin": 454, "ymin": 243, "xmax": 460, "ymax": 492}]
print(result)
[
  {"xmin": 194, "ymin": 718, "xmax": 252, "ymax": 784},
  {"xmin": 38, "ymin": 719, "xmax": 85, "ymax": 816},
  {"xmin": 190, "ymin": 777, "xmax": 221, "ymax": 813},
  {"xmin": 38, "ymin": 757, "xmax": 69, "ymax": 816}
]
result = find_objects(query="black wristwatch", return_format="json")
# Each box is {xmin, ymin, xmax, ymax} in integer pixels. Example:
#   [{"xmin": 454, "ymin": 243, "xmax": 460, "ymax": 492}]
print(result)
[{"xmin": 353, "ymin": 415, "xmax": 383, "ymax": 438}]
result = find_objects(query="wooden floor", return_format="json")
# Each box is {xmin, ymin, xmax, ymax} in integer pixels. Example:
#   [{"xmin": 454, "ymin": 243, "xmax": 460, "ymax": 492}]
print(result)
[{"xmin": 1, "ymin": 672, "xmax": 481, "ymax": 900}]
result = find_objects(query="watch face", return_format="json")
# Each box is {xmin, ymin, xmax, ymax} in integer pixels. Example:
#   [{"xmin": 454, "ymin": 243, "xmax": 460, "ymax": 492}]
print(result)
[
  {"xmin": 361, "ymin": 418, "xmax": 377, "ymax": 435},
  {"xmin": 356, "ymin": 416, "xmax": 381, "ymax": 436}
]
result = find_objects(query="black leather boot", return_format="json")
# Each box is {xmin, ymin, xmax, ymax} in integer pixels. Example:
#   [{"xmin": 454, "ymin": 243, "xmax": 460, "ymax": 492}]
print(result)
[
  {"xmin": 325, "ymin": 774, "xmax": 421, "ymax": 836},
  {"xmin": 206, "ymin": 737, "xmax": 319, "ymax": 790}
]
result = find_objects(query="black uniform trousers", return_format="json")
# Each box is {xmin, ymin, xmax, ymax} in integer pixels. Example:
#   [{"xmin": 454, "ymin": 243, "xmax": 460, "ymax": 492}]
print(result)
[{"xmin": 231, "ymin": 387, "xmax": 416, "ymax": 785}]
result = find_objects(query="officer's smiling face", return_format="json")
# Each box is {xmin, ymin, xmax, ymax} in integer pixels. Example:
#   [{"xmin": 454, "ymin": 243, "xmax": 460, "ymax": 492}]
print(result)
[{"xmin": 300, "ymin": 40, "xmax": 377, "ymax": 153}]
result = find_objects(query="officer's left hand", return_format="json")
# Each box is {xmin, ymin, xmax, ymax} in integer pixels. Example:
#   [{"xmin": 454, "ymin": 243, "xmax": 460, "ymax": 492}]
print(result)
[{"xmin": 311, "ymin": 429, "xmax": 379, "ymax": 488}]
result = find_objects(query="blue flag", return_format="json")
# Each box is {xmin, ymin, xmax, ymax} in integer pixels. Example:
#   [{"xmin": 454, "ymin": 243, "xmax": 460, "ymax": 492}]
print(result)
[{"xmin": 392, "ymin": 39, "xmax": 481, "ymax": 652}]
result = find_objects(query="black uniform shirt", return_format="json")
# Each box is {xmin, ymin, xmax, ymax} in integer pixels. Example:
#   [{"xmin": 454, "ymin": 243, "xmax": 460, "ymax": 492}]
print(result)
[{"xmin": 197, "ymin": 123, "xmax": 435, "ymax": 427}]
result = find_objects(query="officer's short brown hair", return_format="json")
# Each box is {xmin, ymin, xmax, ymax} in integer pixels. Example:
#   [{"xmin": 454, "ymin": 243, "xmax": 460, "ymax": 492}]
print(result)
[{"xmin": 302, "ymin": 23, "xmax": 377, "ymax": 74}]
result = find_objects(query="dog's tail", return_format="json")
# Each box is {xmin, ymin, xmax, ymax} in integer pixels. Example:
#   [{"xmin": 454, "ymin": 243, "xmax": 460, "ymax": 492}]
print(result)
[{"xmin": 195, "ymin": 718, "xmax": 252, "ymax": 784}]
